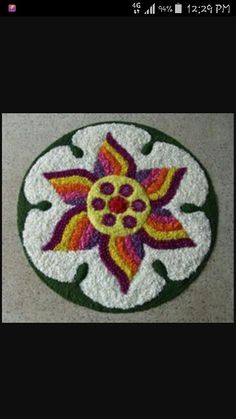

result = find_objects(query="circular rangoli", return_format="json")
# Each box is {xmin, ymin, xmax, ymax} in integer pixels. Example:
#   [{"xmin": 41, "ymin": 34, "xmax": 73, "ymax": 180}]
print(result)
[{"xmin": 18, "ymin": 122, "xmax": 218, "ymax": 312}]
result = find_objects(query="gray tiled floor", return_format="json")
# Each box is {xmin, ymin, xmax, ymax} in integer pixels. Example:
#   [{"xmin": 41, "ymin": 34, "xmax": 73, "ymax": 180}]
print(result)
[{"xmin": 2, "ymin": 113, "xmax": 234, "ymax": 322}]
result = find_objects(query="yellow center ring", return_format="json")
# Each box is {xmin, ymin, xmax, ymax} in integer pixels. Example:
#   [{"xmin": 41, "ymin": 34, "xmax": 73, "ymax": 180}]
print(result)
[{"xmin": 87, "ymin": 175, "xmax": 151, "ymax": 236}]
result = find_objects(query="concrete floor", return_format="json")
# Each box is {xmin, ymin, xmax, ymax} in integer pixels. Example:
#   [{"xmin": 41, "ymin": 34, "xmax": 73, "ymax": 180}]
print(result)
[{"xmin": 2, "ymin": 113, "xmax": 234, "ymax": 323}]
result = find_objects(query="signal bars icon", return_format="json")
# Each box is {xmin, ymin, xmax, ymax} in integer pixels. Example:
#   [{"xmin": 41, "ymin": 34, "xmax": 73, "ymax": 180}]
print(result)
[{"xmin": 144, "ymin": 3, "xmax": 155, "ymax": 14}]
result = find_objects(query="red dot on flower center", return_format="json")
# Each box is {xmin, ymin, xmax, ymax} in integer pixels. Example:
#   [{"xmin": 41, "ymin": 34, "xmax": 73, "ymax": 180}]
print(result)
[{"xmin": 109, "ymin": 196, "xmax": 128, "ymax": 214}]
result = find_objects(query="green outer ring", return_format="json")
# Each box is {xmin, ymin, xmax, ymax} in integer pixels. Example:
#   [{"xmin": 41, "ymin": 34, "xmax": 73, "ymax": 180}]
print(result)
[{"xmin": 17, "ymin": 121, "xmax": 218, "ymax": 313}]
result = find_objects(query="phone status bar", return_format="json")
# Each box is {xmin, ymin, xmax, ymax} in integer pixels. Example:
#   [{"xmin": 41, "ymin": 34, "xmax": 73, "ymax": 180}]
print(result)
[{"xmin": 0, "ymin": 1, "xmax": 234, "ymax": 16}]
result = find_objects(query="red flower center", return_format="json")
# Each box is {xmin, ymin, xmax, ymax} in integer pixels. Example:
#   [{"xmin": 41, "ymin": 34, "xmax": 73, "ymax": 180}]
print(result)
[{"xmin": 109, "ymin": 196, "xmax": 128, "ymax": 214}]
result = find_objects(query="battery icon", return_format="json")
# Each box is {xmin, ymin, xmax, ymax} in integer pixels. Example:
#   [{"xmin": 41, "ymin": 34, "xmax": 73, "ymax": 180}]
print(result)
[{"xmin": 175, "ymin": 3, "xmax": 182, "ymax": 13}]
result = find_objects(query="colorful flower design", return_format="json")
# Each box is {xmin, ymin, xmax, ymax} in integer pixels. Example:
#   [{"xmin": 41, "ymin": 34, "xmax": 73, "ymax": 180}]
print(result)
[{"xmin": 41, "ymin": 132, "xmax": 196, "ymax": 294}]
